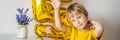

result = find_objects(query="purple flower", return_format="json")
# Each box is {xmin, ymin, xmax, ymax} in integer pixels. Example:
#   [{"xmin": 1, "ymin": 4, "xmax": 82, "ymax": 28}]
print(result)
[{"xmin": 16, "ymin": 8, "xmax": 33, "ymax": 25}]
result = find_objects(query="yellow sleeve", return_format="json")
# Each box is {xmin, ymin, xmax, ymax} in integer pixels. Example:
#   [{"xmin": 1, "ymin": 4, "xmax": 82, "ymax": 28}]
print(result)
[
  {"xmin": 63, "ymin": 25, "xmax": 73, "ymax": 40},
  {"xmin": 91, "ymin": 29, "xmax": 103, "ymax": 40},
  {"xmin": 70, "ymin": 27, "xmax": 74, "ymax": 40}
]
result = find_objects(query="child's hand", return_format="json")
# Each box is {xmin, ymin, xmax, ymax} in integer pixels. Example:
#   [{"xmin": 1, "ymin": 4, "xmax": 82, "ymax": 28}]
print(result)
[
  {"xmin": 89, "ymin": 20, "xmax": 102, "ymax": 28},
  {"xmin": 90, "ymin": 20, "xmax": 104, "ymax": 38},
  {"xmin": 46, "ymin": 0, "xmax": 61, "ymax": 9}
]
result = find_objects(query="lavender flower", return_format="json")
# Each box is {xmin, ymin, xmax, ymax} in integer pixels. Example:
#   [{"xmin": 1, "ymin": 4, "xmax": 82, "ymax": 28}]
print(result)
[{"xmin": 16, "ymin": 8, "xmax": 33, "ymax": 25}]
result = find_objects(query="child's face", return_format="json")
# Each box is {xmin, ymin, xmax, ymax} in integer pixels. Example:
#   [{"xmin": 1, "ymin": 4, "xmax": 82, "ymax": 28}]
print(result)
[{"xmin": 69, "ymin": 12, "xmax": 88, "ymax": 30}]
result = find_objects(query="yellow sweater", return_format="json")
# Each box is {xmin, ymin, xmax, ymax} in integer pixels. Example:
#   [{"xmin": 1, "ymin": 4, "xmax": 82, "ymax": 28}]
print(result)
[{"xmin": 69, "ymin": 27, "xmax": 102, "ymax": 40}]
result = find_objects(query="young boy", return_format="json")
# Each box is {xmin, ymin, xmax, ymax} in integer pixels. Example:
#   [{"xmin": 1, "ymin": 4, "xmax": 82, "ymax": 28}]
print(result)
[{"xmin": 47, "ymin": 0, "xmax": 104, "ymax": 40}]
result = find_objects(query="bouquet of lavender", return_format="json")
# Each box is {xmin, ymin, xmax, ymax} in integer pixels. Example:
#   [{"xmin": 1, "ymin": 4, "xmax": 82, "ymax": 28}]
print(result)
[{"xmin": 16, "ymin": 8, "xmax": 33, "ymax": 25}]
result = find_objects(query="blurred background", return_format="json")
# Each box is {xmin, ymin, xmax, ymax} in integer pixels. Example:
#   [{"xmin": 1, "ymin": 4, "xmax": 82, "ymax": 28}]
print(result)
[{"xmin": 0, "ymin": 0, "xmax": 120, "ymax": 40}]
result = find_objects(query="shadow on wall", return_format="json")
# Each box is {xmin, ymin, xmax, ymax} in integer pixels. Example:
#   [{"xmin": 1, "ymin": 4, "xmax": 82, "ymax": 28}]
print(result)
[
  {"xmin": 84, "ymin": 0, "xmax": 120, "ymax": 40},
  {"xmin": 89, "ymin": 14, "xmax": 120, "ymax": 40}
]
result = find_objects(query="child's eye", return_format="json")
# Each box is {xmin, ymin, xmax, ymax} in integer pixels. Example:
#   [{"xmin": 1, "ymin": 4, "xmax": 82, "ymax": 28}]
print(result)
[
  {"xmin": 72, "ymin": 20, "xmax": 75, "ymax": 22},
  {"xmin": 78, "ymin": 16, "xmax": 81, "ymax": 19}
]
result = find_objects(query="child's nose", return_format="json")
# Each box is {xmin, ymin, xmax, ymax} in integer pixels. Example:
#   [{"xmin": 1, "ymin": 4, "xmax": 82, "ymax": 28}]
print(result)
[{"xmin": 76, "ymin": 19, "xmax": 80, "ymax": 24}]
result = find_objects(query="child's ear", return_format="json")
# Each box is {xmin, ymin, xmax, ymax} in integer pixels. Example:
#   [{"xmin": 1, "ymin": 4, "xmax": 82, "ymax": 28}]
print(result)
[
  {"xmin": 85, "ymin": 15, "xmax": 88, "ymax": 19},
  {"xmin": 86, "ymin": 16, "xmax": 89, "ymax": 19}
]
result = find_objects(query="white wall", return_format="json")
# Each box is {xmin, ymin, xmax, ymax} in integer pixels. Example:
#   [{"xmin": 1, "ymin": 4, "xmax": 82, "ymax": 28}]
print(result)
[{"xmin": 0, "ymin": 0, "xmax": 120, "ymax": 40}]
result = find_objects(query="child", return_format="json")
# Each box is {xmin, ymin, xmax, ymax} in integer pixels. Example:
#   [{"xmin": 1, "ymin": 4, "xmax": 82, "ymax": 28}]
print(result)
[{"xmin": 47, "ymin": 0, "xmax": 104, "ymax": 40}]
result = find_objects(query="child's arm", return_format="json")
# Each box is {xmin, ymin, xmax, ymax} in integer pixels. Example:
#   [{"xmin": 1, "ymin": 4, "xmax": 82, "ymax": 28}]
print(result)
[
  {"xmin": 47, "ymin": 0, "xmax": 66, "ymax": 31},
  {"xmin": 90, "ymin": 21, "xmax": 104, "ymax": 38}
]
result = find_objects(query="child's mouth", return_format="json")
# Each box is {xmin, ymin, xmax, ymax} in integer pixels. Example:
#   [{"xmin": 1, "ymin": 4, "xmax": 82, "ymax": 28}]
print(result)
[{"xmin": 78, "ymin": 23, "xmax": 83, "ymax": 27}]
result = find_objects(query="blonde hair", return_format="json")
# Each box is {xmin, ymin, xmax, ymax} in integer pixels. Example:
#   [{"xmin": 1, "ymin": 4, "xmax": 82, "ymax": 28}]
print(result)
[{"xmin": 67, "ymin": 3, "xmax": 88, "ymax": 18}]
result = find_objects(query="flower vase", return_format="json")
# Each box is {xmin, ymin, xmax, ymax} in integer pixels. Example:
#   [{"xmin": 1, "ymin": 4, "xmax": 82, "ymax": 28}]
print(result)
[{"xmin": 17, "ymin": 25, "xmax": 28, "ymax": 39}]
